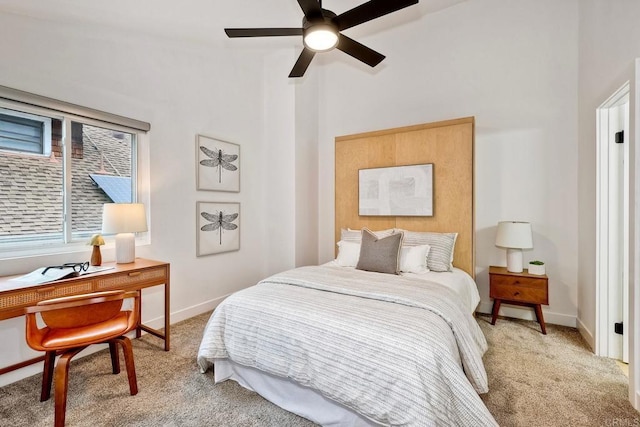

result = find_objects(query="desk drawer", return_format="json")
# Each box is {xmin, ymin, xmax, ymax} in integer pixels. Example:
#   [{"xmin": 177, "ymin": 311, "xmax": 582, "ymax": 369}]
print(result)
[
  {"xmin": 95, "ymin": 266, "xmax": 167, "ymax": 291},
  {"xmin": 0, "ymin": 282, "xmax": 94, "ymax": 311}
]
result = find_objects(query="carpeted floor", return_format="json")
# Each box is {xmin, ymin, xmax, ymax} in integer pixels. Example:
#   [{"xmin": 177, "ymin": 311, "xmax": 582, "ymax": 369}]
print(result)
[{"xmin": 0, "ymin": 312, "xmax": 638, "ymax": 426}]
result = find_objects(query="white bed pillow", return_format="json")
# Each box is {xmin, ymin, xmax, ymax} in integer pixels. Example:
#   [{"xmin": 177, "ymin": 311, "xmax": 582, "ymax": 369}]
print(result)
[
  {"xmin": 397, "ymin": 230, "xmax": 458, "ymax": 272},
  {"xmin": 399, "ymin": 244, "xmax": 431, "ymax": 274},
  {"xmin": 336, "ymin": 240, "xmax": 361, "ymax": 267},
  {"xmin": 336, "ymin": 241, "xmax": 431, "ymax": 274}
]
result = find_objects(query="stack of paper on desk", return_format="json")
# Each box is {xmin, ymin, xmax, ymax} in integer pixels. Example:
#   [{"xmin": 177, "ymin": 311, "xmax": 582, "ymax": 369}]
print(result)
[{"xmin": 8, "ymin": 265, "xmax": 114, "ymax": 286}]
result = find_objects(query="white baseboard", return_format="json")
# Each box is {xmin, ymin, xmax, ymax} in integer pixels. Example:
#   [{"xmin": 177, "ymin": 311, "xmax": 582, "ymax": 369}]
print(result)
[
  {"xmin": 0, "ymin": 294, "xmax": 230, "ymax": 387},
  {"xmin": 576, "ymin": 317, "xmax": 595, "ymax": 351},
  {"xmin": 141, "ymin": 293, "xmax": 230, "ymax": 330},
  {"xmin": 477, "ymin": 301, "xmax": 577, "ymax": 328}
]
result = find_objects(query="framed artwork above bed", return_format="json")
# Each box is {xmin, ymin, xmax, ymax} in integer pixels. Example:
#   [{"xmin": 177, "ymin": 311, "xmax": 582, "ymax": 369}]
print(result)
[{"xmin": 358, "ymin": 164, "xmax": 433, "ymax": 216}]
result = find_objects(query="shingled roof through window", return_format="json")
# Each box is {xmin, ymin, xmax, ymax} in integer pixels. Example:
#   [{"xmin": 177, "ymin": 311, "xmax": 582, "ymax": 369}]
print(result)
[{"xmin": 0, "ymin": 124, "xmax": 132, "ymax": 240}]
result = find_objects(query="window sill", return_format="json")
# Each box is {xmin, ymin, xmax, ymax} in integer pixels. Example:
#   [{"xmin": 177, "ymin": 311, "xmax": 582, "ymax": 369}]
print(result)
[{"xmin": 0, "ymin": 236, "xmax": 151, "ymax": 262}]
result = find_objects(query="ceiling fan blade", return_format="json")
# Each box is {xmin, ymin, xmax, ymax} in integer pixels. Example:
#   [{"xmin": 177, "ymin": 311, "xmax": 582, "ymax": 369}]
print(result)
[
  {"xmin": 334, "ymin": 0, "xmax": 419, "ymax": 31},
  {"xmin": 297, "ymin": 0, "xmax": 323, "ymax": 19},
  {"xmin": 336, "ymin": 34, "xmax": 385, "ymax": 67},
  {"xmin": 289, "ymin": 48, "xmax": 316, "ymax": 78},
  {"xmin": 225, "ymin": 28, "xmax": 303, "ymax": 37}
]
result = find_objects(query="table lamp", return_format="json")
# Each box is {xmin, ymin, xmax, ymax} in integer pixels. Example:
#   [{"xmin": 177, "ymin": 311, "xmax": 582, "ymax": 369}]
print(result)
[
  {"xmin": 102, "ymin": 203, "xmax": 147, "ymax": 263},
  {"xmin": 495, "ymin": 221, "xmax": 533, "ymax": 273}
]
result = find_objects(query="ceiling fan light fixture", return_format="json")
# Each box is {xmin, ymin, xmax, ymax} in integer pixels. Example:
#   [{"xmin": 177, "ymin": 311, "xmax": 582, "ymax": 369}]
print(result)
[
  {"xmin": 303, "ymin": 24, "xmax": 338, "ymax": 51},
  {"xmin": 224, "ymin": 0, "xmax": 421, "ymax": 77}
]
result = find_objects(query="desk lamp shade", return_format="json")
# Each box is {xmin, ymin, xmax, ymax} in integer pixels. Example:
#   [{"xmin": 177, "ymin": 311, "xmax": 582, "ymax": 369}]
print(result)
[
  {"xmin": 102, "ymin": 203, "xmax": 147, "ymax": 264},
  {"xmin": 495, "ymin": 221, "xmax": 533, "ymax": 273}
]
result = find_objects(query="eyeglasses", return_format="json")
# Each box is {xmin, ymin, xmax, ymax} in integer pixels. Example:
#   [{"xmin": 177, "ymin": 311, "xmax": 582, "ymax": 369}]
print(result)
[{"xmin": 42, "ymin": 262, "xmax": 89, "ymax": 276}]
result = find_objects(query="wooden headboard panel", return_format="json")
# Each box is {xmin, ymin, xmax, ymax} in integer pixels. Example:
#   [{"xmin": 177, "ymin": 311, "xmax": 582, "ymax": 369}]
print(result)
[{"xmin": 335, "ymin": 117, "xmax": 475, "ymax": 277}]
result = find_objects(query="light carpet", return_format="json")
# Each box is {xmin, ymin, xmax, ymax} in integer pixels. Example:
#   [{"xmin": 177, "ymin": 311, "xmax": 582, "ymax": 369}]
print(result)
[{"xmin": 0, "ymin": 312, "xmax": 638, "ymax": 426}]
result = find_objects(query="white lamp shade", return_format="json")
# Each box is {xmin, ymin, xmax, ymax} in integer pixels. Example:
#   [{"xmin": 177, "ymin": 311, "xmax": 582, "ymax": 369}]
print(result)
[
  {"xmin": 495, "ymin": 221, "xmax": 533, "ymax": 249},
  {"xmin": 102, "ymin": 203, "xmax": 148, "ymax": 234},
  {"xmin": 102, "ymin": 203, "xmax": 147, "ymax": 264}
]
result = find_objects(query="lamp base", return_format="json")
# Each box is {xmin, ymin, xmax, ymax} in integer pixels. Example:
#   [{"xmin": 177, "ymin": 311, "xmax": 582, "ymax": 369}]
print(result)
[
  {"xmin": 506, "ymin": 248, "xmax": 524, "ymax": 273},
  {"xmin": 115, "ymin": 233, "xmax": 136, "ymax": 264}
]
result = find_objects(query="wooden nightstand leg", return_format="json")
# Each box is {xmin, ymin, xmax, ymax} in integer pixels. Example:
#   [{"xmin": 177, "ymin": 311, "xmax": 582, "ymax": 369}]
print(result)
[
  {"xmin": 534, "ymin": 304, "xmax": 547, "ymax": 335},
  {"xmin": 491, "ymin": 300, "xmax": 501, "ymax": 325}
]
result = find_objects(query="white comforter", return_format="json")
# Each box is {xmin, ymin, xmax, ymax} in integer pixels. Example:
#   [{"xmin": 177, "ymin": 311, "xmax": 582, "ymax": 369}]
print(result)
[{"xmin": 197, "ymin": 265, "xmax": 497, "ymax": 426}]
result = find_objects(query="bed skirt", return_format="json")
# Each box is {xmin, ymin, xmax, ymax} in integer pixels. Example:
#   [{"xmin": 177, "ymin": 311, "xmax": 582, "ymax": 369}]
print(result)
[{"xmin": 214, "ymin": 358, "xmax": 380, "ymax": 427}]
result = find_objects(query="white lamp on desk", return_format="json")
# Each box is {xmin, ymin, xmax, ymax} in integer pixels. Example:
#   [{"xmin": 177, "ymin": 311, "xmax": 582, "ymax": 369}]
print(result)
[
  {"xmin": 495, "ymin": 221, "xmax": 533, "ymax": 273},
  {"xmin": 102, "ymin": 203, "xmax": 147, "ymax": 264}
]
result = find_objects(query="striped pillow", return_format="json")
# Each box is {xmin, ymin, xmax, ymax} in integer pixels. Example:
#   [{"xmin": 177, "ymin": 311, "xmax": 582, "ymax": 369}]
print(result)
[
  {"xmin": 340, "ymin": 228, "xmax": 395, "ymax": 243},
  {"xmin": 398, "ymin": 230, "xmax": 458, "ymax": 272}
]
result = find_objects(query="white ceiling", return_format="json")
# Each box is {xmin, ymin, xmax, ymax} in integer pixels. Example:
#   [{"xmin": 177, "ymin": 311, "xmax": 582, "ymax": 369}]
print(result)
[{"xmin": 0, "ymin": 0, "xmax": 467, "ymax": 44}]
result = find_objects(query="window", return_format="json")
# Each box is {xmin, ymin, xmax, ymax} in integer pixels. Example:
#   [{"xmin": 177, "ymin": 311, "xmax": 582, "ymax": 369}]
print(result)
[
  {"xmin": 0, "ymin": 86, "xmax": 149, "ymax": 253},
  {"xmin": 0, "ymin": 110, "xmax": 52, "ymax": 155}
]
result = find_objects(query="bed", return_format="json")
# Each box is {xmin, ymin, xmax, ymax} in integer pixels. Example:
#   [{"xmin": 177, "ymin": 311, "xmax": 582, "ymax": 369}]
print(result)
[
  {"xmin": 197, "ymin": 230, "xmax": 497, "ymax": 426},
  {"xmin": 197, "ymin": 118, "xmax": 496, "ymax": 425}
]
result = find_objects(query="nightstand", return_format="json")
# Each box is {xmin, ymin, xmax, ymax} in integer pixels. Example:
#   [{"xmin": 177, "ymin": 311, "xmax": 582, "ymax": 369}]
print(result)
[{"xmin": 489, "ymin": 266, "xmax": 549, "ymax": 334}]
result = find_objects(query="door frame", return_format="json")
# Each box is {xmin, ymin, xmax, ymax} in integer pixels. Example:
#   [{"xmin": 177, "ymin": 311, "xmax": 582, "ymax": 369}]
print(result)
[
  {"xmin": 596, "ymin": 81, "xmax": 630, "ymax": 360},
  {"xmin": 630, "ymin": 58, "xmax": 640, "ymax": 409}
]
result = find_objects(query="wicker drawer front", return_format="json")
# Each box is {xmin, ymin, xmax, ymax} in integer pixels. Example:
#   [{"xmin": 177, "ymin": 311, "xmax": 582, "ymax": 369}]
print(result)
[
  {"xmin": 0, "ymin": 282, "xmax": 94, "ymax": 310},
  {"xmin": 95, "ymin": 267, "xmax": 166, "ymax": 290}
]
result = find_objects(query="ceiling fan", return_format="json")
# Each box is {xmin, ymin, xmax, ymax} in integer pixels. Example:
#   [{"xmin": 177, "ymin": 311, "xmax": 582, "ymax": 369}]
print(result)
[{"xmin": 224, "ymin": 0, "xmax": 419, "ymax": 78}]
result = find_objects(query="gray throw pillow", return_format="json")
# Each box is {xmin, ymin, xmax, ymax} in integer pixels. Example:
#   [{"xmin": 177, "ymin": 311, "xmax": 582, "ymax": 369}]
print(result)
[{"xmin": 356, "ymin": 228, "xmax": 403, "ymax": 274}]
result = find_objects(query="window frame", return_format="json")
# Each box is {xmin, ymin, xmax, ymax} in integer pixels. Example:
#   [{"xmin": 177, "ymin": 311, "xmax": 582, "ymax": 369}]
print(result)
[
  {"xmin": 0, "ymin": 109, "xmax": 52, "ymax": 156},
  {"xmin": 0, "ymin": 87, "xmax": 150, "ymax": 259}
]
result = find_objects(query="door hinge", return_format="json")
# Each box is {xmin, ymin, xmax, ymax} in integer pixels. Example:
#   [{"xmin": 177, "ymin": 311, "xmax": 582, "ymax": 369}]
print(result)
[
  {"xmin": 614, "ymin": 322, "xmax": 624, "ymax": 335},
  {"xmin": 615, "ymin": 130, "xmax": 624, "ymax": 144}
]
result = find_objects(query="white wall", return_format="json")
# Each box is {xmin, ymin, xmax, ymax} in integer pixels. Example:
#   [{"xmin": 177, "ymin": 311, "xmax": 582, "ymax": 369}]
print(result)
[
  {"xmin": 0, "ymin": 12, "xmax": 309, "ymax": 385},
  {"xmin": 577, "ymin": 0, "xmax": 640, "ymax": 407},
  {"xmin": 317, "ymin": 0, "xmax": 580, "ymax": 326},
  {"xmin": 577, "ymin": 0, "xmax": 640, "ymax": 345},
  {"xmin": 294, "ymin": 68, "xmax": 320, "ymax": 267}
]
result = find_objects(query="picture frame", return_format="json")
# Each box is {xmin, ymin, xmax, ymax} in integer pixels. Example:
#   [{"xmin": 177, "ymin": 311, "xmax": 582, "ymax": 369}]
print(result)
[
  {"xmin": 196, "ymin": 135, "xmax": 240, "ymax": 192},
  {"xmin": 358, "ymin": 164, "xmax": 433, "ymax": 216},
  {"xmin": 196, "ymin": 201, "xmax": 240, "ymax": 256}
]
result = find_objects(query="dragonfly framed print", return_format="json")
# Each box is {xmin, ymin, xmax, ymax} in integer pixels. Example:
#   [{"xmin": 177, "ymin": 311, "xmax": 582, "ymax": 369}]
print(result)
[
  {"xmin": 197, "ymin": 135, "xmax": 240, "ymax": 192},
  {"xmin": 197, "ymin": 202, "xmax": 240, "ymax": 256}
]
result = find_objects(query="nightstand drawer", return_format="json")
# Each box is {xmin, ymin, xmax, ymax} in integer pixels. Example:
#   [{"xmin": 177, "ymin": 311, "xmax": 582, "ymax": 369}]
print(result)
[
  {"xmin": 490, "ymin": 274, "xmax": 545, "ymax": 289},
  {"xmin": 490, "ymin": 282, "xmax": 547, "ymax": 304}
]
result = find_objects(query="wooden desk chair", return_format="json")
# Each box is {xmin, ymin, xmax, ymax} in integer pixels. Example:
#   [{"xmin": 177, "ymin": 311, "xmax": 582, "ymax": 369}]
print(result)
[{"xmin": 25, "ymin": 290, "xmax": 140, "ymax": 427}]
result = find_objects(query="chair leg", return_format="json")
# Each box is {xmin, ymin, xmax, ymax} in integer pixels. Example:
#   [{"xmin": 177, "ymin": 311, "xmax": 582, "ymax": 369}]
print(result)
[
  {"xmin": 115, "ymin": 336, "xmax": 138, "ymax": 396},
  {"xmin": 53, "ymin": 347, "xmax": 84, "ymax": 427},
  {"xmin": 108, "ymin": 341, "xmax": 120, "ymax": 374},
  {"xmin": 41, "ymin": 351, "xmax": 56, "ymax": 402}
]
